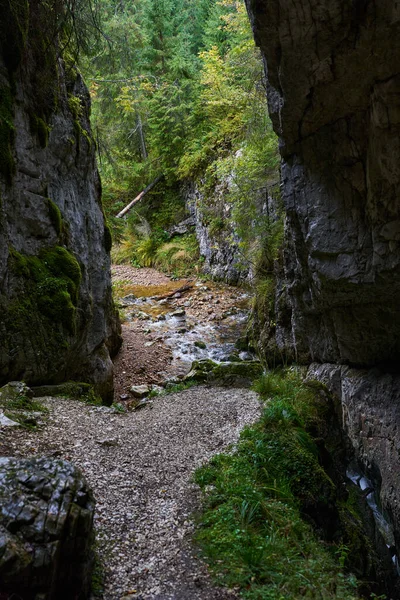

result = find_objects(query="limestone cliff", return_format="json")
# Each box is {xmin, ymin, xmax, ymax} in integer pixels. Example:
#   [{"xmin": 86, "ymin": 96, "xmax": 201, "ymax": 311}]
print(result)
[
  {"xmin": 246, "ymin": 0, "xmax": 400, "ymax": 367},
  {"xmin": 0, "ymin": 0, "xmax": 120, "ymax": 402},
  {"xmin": 245, "ymin": 0, "xmax": 400, "ymax": 555}
]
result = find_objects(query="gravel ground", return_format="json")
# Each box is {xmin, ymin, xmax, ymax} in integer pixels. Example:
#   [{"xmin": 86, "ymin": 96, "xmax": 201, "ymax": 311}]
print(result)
[{"xmin": 4, "ymin": 386, "xmax": 261, "ymax": 599}]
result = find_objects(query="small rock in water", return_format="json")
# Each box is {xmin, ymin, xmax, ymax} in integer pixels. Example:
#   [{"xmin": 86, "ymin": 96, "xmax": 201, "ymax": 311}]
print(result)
[
  {"xmin": 173, "ymin": 292, "xmax": 182, "ymax": 299},
  {"xmin": 158, "ymin": 299, "xmax": 169, "ymax": 305},
  {"xmin": 136, "ymin": 311, "xmax": 150, "ymax": 321},
  {"xmin": 130, "ymin": 385, "xmax": 151, "ymax": 399},
  {"xmin": 120, "ymin": 294, "xmax": 137, "ymax": 306},
  {"xmin": 171, "ymin": 309, "xmax": 186, "ymax": 318},
  {"xmin": 194, "ymin": 341, "xmax": 207, "ymax": 350},
  {"xmin": 157, "ymin": 314, "xmax": 166, "ymax": 321}
]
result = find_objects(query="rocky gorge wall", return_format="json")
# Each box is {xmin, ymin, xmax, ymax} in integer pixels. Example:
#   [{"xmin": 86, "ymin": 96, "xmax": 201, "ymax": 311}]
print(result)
[
  {"xmin": 0, "ymin": 0, "xmax": 120, "ymax": 402},
  {"xmin": 245, "ymin": 0, "xmax": 400, "ymax": 556}
]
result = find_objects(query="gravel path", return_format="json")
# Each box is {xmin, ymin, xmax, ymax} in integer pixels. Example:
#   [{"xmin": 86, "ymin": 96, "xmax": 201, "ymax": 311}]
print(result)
[{"xmin": 6, "ymin": 386, "xmax": 260, "ymax": 599}]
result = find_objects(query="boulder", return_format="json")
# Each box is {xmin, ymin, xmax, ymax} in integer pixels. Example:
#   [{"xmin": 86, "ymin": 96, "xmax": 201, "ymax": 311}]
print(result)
[
  {"xmin": 0, "ymin": 457, "xmax": 95, "ymax": 599},
  {"xmin": 184, "ymin": 359, "xmax": 263, "ymax": 387}
]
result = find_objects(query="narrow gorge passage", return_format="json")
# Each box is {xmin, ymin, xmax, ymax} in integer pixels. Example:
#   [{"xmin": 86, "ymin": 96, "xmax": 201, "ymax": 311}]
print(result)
[{"xmin": 1, "ymin": 269, "xmax": 261, "ymax": 600}]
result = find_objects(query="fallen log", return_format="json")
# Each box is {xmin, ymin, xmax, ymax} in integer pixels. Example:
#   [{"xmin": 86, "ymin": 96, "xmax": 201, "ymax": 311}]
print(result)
[{"xmin": 116, "ymin": 175, "xmax": 164, "ymax": 218}]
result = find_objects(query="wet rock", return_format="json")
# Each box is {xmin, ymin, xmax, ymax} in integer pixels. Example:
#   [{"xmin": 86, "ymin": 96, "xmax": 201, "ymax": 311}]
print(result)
[
  {"xmin": 130, "ymin": 385, "xmax": 151, "ymax": 399},
  {"xmin": 135, "ymin": 311, "xmax": 151, "ymax": 321},
  {"xmin": 119, "ymin": 294, "xmax": 137, "ymax": 307},
  {"xmin": 0, "ymin": 457, "xmax": 94, "ymax": 599},
  {"xmin": 194, "ymin": 341, "xmax": 207, "ymax": 350},
  {"xmin": 235, "ymin": 336, "xmax": 249, "ymax": 352},
  {"xmin": 308, "ymin": 363, "xmax": 400, "ymax": 558},
  {"xmin": 170, "ymin": 309, "xmax": 186, "ymax": 318}
]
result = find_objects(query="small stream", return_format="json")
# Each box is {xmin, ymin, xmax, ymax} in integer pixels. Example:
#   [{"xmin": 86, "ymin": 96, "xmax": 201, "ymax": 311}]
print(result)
[
  {"xmin": 347, "ymin": 467, "xmax": 400, "ymax": 574},
  {"xmin": 120, "ymin": 279, "xmax": 256, "ymax": 379}
]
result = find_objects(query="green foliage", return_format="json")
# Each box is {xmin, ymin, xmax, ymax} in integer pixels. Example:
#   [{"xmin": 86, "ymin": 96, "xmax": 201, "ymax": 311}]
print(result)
[
  {"xmin": 194, "ymin": 370, "xmax": 361, "ymax": 599},
  {"xmin": 81, "ymin": 0, "xmax": 279, "ymax": 275}
]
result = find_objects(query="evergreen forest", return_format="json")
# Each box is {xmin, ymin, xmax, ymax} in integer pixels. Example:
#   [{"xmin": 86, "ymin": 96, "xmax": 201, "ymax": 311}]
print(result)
[{"xmin": 81, "ymin": 0, "xmax": 279, "ymax": 276}]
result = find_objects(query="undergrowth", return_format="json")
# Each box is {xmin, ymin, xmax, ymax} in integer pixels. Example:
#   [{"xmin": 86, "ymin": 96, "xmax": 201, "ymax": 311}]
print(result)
[
  {"xmin": 193, "ymin": 369, "xmax": 360, "ymax": 599},
  {"xmin": 112, "ymin": 232, "xmax": 200, "ymax": 277}
]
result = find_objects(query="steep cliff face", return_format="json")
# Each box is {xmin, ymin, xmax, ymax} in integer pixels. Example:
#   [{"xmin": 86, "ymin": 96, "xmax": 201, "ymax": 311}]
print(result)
[
  {"xmin": 0, "ymin": 1, "xmax": 120, "ymax": 402},
  {"xmin": 245, "ymin": 0, "xmax": 400, "ymax": 555},
  {"xmin": 183, "ymin": 181, "xmax": 252, "ymax": 285},
  {"xmin": 245, "ymin": 0, "xmax": 400, "ymax": 367}
]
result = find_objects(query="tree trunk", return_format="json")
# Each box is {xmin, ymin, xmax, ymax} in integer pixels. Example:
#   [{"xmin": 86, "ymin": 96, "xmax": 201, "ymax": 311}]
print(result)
[{"xmin": 115, "ymin": 175, "xmax": 163, "ymax": 218}]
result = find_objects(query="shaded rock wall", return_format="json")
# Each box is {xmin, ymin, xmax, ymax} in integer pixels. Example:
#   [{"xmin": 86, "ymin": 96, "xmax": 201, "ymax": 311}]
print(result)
[
  {"xmin": 245, "ymin": 0, "xmax": 400, "ymax": 556},
  {"xmin": 308, "ymin": 364, "xmax": 400, "ymax": 555},
  {"xmin": 245, "ymin": 0, "xmax": 400, "ymax": 367},
  {"xmin": 0, "ymin": 1, "xmax": 120, "ymax": 402}
]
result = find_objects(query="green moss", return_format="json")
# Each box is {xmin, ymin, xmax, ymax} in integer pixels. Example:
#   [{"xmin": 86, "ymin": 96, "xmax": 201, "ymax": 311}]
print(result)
[
  {"xmin": 40, "ymin": 246, "xmax": 82, "ymax": 303},
  {"xmin": 68, "ymin": 93, "xmax": 83, "ymax": 120},
  {"xmin": 31, "ymin": 381, "xmax": 102, "ymax": 405},
  {"xmin": 9, "ymin": 245, "xmax": 82, "ymax": 332},
  {"xmin": 0, "ymin": 82, "xmax": 16, "ymax": 183},
  {"xmin": 45, "ymin": 198, "xmax": 62, "ymax": 235},
  {"xmin": 104, "ymin": 223, "xmax": 113, "ymax": 253},
  {"xmin": 29, "ymin": 114, "xmax": 50, "ymax": 148}
]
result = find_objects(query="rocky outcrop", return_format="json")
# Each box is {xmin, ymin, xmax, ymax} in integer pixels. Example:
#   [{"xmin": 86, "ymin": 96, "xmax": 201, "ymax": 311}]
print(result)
[
  {"xmin": 0, "ymin": 456, "xmax": 95, "ymax": 599},
  {"xmin": 245, "ymin": 0, "xmax": 400, "ymax": 367},
  {"xmin": 0, "ymin": 1, "xmax": 120, "ymax": 402},
  {"xmin": 183, "ymin": 181, "xmax": 249, "ymax": 284}
]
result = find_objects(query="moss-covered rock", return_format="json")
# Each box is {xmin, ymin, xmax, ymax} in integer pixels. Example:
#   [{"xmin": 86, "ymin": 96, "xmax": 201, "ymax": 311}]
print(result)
[
  {"xmin": 184, "ymin": 359, "xmax": 263, "ymax": 387},
  {"xmin": 31, "ymin": 381, "xmax": 101, "ymax": 404}
]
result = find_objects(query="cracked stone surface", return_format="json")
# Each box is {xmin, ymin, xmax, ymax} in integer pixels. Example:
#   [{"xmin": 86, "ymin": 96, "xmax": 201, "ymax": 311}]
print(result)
[
  {"xmin": 246, "ymin": 0, "xmax": 400, "ymax": 367},
  {"xmin": 0, "ymin": 456, "xmax": 95, "ymax": 600}
]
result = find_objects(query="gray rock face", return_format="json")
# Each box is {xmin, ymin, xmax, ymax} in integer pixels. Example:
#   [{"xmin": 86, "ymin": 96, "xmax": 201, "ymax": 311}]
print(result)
[
  {"xmin": 0, "ymin": 457, "xmax": 95, "ymax": 599},
  {"xmin": 308, "ymin": 364, "xmax": 400, "ymax": 552},
  {"xmin": 0, "ymin": 5, "xmax": 120, "ymax": 402},
  {"xmin": 245, "ymin": 0, "xmax": 400, "ymax": 367},
  {"xmin": 183, "ymin": 182, "xmax": 251, "ymax": 285}
]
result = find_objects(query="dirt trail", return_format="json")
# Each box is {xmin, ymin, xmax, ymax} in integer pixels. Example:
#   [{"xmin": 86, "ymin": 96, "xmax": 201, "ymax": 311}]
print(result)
[
  {"xmin": 5, "ymin": 388, "xmax": 260, "ymax": 599},
  {"xmin": 1, "ymin": 267, "xmax": 260, "ymax": 599}
]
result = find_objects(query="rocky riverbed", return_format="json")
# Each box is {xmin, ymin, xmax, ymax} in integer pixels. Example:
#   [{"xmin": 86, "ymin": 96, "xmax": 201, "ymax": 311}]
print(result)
[{"xmin": 111, "ymin": 266, "xmax": 255, "ymax": 401}]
